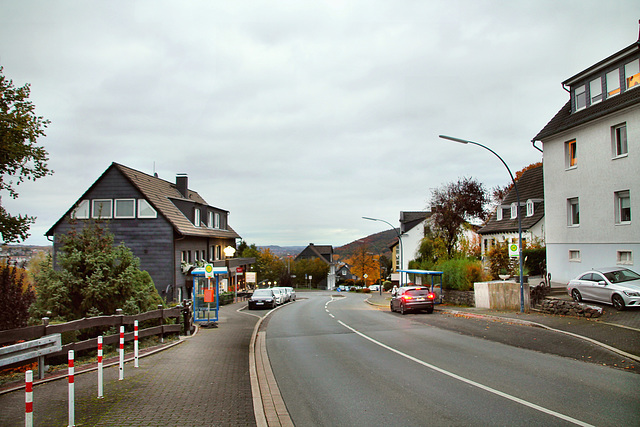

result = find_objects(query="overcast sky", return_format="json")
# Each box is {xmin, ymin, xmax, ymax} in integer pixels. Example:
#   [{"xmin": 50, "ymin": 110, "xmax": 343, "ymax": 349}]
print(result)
[{"xmin": 1, "ymin": 1, "xmax": 638, "ymax": 247}]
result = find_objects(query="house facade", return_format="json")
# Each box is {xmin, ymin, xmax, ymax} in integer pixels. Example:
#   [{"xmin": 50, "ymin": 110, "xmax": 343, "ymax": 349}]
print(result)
[
  {"xmin": 46, "ymin": 163, "xmax": 254, "ymax": 302},
  {"xmin": 533, "ymin": 35, "xmax": 639, "ymax": 284},
  {"xmin": 294, "ymin": 243, "xmax": 336, "ymax": 289},
  {"xmin": 478, "ymin": 165, "xmax": 545, "ymax": 257}
]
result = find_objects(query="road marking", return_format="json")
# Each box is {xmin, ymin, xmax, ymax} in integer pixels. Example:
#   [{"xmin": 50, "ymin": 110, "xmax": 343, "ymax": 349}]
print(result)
[{"xmin": 336, "ymin": 319, "xmax": 595, "ymax": 427}]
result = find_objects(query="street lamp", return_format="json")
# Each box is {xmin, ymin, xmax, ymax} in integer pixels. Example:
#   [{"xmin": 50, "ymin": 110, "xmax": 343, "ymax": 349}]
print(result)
[
  {"xmin": 439, "ymin": 134, "xmax": 525, "ymax": 313},
  {"xmin": 362, "ymin": 216, "xmax": 403, "ymax": 287},
  {"xmin": 224, "ymin": 245, "xmax": 236, "ymax": 301}
]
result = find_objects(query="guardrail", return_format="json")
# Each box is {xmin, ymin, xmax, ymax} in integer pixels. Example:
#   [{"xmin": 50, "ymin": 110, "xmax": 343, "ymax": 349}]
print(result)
[{"xmin": 0, "ymin": 304, "xmax": 191, "ymax": 379}]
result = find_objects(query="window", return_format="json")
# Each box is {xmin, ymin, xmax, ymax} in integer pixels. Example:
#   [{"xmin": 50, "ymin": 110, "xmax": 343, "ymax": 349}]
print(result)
[
  {"xmin": 589, "ymin": 77, "xmax": 602, "ymax": 104},
  {"xmin": 569, "ymin": 250, "xmax": 581, "ymax": 262},
  {"xmin": 607, "ymin": 69, "xmax": 620, "ymax": 97},
  {"xmin": 92, "ymin": 199, "xmax": 112, "ymax": 219},
  {"xmin": 181, "ymin": 251, "xmax": 187, "ymax": 263},
  {"xmin": 615, "ymin": 190, "xmax": 631, "ymax": 224},
  {"xmin": 565, "ymin": 139, "xmax": 577, "ymax": 168},
  {"xmin": 194, "ymin": 208, "xmax": 201, "ymax": 226},
  {"xmin": 138, "ymin": 199, "xmax": 157, "ymax": 218},
  {"xmin": 625, "ymin": 59, "xmax": 639, "ymax": 89},
  {"xmin": 216, "ymin": 245, "xmax": 222, "ymax": 261},
  {"xmin": 617, "ymin": 251, "xmax": 633, "ymax": 265},
  {"xmin": 496, "ymin": 208, "xmax": 503, "ymax": 221},
  {"xmin": 575, "ymin": 85, "xmax": 586, "ymax": 110},
  {"xmin": 210, "ymin": 246, "xmax": 215, "ymax": 261},
  {"xmin": 194, "ymin": 251, "xmax": 200, "ymax": 262},
  {"xmin": 215, "ymin": 212, "xmax": 221, "ymax": 229},
  {"xmin": 208, "ymin": 211, "xmax": 214, "ymax": 228},
  {"xmin": 526, "ymin": 200, "xmax": 534, "ymax": 217},
  {"xmin": 612, "ymin": 123, "xmax": 628, "ymax": 157},
  {"xmin": 114, "ymin": 199, "xmax": 135, "ymax": 218},
  {"xmin": 510, "ymin": 203, "xmax": 517, "ymax": 219},
  {"xmin": 71, "ymin": 200, "xmax": 90, "ymax": 219},
  {"xmin": 568, "ymin": 198, "xmax": 580, "ymax": 226}
]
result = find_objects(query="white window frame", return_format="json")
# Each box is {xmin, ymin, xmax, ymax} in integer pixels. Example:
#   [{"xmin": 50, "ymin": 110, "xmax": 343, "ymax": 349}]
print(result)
[
  {"xmin": 510, "ymin": 203, "xmax": 518, "ymax": 219},
  {"xmin": 615, "ymin": 190, "xmax": 631, "ymax": 224},
  {"xmin": 617, "ymin": 250, "xmax": 633, "ymax": 265},
  {"xmin": 569, "ymin": 250, "xmax": 581, "ymax": 262},
  {"xmin": 565, "ymin": 139, "xmax": 577, "ymax": 169},
  {"xmin": 72, "ymin": 200, "xmax": 90, "ymax": 219},
  {"xmin": 194, "ymin": 208, "xmax": 201, "ymax": 226},
  {"xmin": 575, "ymin": 85, "xmax": 586, "ymax": 111},
  {"xmin": 92, "ymin": 199, "xmax": 112, "ymax": 219},
  {"xmin": 624, "ymin": 58, "xmax": 639, "ymax": 90},
  {"xmin": 114, "ymin": 198, "xmax": 136, "ymax": 219},
  {"xmin": 589, "ymin": 77, "xmax": 602, "ymax": 105},
  {"xmin": 612, "ymin": 123, "xmax": 628, "ymax": 158},
  {"xmin": 607, "ymin": 69, "xmax": 620, "ymax": 97},
  {"xmin": 137, "ymin": 199, "xmax": 157, "ymax": 218},
  {"xmin": 568, "ymin": 198, "xmax": 580, "ymax": 227},
  {"xmin": 208, "ymin": 211, "xmax": 214, "ymax": 228},
  {"xmin": 215, "ymin": 212, "xmax": 221, "ymax": 229},
  {"xmin": 496, "ymin": 208, "xmax": 503, "ymax": 221},
  {"xmin": 526, "ymin": 200, "xmax": 534, "ymax": 217}
]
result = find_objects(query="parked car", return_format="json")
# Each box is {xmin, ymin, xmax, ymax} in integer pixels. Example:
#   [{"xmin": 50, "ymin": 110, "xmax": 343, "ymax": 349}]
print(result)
[
  {"xmin": 567, "ymin": 267, "xmax": 640, "ymax": 311},
  {"xmin": 271, "ymin": 288, "xmax": 285, "ymax": 305},
  {"xmin": 285, "ymin": 287, "xmax": 296, "ymax": 301},
  {"xmin": 369, "ymin": 285, "xmax": 380, "ymax": 291},
  {"xmin": 390, "ymin": 286, "xmax": 436, "ymax": 315},
  {"xmin": 248, "ymin": 289, "xmax": 277, "ymax": 310}
]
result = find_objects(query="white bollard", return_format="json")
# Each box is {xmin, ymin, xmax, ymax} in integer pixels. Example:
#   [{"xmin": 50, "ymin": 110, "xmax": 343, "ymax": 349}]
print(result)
[
  {"xmin": 97, "ymin": 336, "xmax": 103, "ymax": 398},
  {"xmin": 68, "ymin": 350, "xmax": 75, "ymax": 427},
  {"xmin": 25, "ymin": 370, "xmax": 33, "ymax": 427},
  {"xmin": 119, "ymin": 326, "xmax": 124, "ymax": 380},
  {"xmin": 134, "ymin": 320, "xmax": 139, "ymax": 368}
]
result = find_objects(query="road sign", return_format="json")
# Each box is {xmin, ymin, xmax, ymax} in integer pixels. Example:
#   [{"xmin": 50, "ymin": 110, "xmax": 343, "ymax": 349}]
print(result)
[
  {"xmin": 508, "ymin": 243, "xmax": 519, "ymax": 258},
  {"xmin": 205, "ymin": 264, "xmax": 214, "ymax": 278}
]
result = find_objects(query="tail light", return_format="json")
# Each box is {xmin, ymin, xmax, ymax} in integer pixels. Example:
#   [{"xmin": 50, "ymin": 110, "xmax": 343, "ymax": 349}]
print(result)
[
  {"xmin": 401, "ymin": 295, "xmax": 413, "ymax": 300},
  {"xmin": 427, "ymin": 293, "xmax": 436, "ymax": 300}
]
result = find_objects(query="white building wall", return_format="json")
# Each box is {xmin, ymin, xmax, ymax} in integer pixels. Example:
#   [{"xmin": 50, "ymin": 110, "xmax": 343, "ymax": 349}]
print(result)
[
  {"xmin": 543, "ymin": 106, "xmax": 640, "ymax": 284},
  {"xmin": 399, "ymin": 221, "xmax": 425, "ymax": 284}
]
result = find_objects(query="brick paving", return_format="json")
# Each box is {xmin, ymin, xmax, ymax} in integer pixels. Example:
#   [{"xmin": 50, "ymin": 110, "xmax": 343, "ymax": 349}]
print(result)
[{"xmin": 0, "ymin": 304, "xmax": 258, "ymax": 427}]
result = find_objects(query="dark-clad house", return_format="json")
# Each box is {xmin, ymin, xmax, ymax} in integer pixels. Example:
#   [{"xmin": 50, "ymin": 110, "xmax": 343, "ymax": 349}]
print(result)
[
  {"xmin": 46, "ymin": 162, "xmax": 253, "ymax": 302},
  {"xmin": 294, "ymin": 243, "xmax": 336, "ymax": 289}
]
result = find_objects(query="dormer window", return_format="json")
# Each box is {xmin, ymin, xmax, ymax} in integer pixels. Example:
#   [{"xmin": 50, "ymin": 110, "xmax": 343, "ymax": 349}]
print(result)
[
  {"xmin": 575, "ymin": 85, "xmax": 586, "ymax": 110},
  {"xmin": 497, "ymin": 208, "xmax": 503, "ymax": 221},
  {"xmin": 606, "ymin": 69, "xmax": 621, "ymax": 97},
  {"xmin": 625, "ymin": 59, "xmax": 639, "ymax": 89},
  {"xmin": 510, "ymin": 203, "xmax": 518, "ymax": 219},
  {"xmin": 194, "ymin": 208, "xmax": 201, "ymax": 226},
  {"xmin": 526, "ymin": 200, "xmax": 534, "ymax": 217},
  {"xmin": 589, "ymin": 78, "xmax": 602, "ymax": 104}
]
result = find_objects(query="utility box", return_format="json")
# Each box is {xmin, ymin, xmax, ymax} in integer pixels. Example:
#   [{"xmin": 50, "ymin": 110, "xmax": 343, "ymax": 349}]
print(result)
[{"xmin": 474, "ymin": 280, "xmax": 530, "ymax": 312}]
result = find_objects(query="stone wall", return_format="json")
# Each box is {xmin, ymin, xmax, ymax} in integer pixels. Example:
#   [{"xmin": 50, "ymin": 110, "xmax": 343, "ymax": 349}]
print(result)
[
  {"xmin": 535, "ymin": 298, "xmax": 602, "ymax": 318},
  {"xmin": 443, "ymin": 290, "xmax": 475, "ymax": 307}
]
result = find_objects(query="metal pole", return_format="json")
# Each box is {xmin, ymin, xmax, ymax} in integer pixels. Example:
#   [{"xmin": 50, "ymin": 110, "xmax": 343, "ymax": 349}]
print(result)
[
  {"xmin": 439, "ymin": 135, "xmax": 525, "ymax": 312},
  {"xmin": 362, "ymin": 217, "xmax": 403, "ymax": 286}
]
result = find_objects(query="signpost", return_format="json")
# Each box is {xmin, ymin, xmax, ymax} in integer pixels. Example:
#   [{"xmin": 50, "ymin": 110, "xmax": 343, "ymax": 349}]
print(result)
[{"xmin": 508, "ymin": 242, "xmax": 519, "ymax": 258}]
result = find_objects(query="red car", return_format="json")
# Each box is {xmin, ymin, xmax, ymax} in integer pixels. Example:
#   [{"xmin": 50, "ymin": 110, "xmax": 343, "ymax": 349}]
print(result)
[{"xmin": 390, "ymin": 286, "xmax": 436, "ymax": 314}]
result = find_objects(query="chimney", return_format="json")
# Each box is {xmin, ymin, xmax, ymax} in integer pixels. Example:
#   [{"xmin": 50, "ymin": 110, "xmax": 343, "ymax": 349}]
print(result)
[{"xmin": 176, "ymin": 174, "xmax": 188, "ymax": 198}]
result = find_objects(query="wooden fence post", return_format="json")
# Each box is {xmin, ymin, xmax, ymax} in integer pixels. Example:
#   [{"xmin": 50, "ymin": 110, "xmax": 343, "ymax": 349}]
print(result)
[
  {"xmin": 39, "ymin": 317, "xmax": 49, "ymax": 379},
  {"xmin": 158, "ymin": 305, "xmax": 164, "ymax": 343}
]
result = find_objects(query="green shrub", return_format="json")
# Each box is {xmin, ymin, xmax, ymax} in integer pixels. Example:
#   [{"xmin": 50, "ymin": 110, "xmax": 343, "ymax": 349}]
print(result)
[
  {"xmin": 436, "ymin": 259, "xmax": 484, "ymax": 291},
  {"xmin": 523, "ymin": 247, "xmax": 546, "ymax": 276}
]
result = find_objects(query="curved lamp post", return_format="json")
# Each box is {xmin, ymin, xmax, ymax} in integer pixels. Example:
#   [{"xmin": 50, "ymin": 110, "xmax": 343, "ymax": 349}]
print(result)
[
  {"xmin": 362, "ymin": 216, "xmax": 403, "ymax": 287},
  {"xmin": 438, "ymin": 135, "xmax": 525, "ymax": 313},
  {"xmin": 224, "ymin": 245, "xmax": 236, "ymax": 301}
]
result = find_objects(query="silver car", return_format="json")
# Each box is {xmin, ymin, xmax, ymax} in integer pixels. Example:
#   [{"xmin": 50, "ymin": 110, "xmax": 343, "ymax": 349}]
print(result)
[{"xmin": 567, "ymin": 267, "xmax": 640, "ymax": 310}]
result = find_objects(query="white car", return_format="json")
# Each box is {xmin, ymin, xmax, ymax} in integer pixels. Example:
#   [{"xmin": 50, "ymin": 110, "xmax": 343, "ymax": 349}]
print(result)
[
  {"xmin": 567, "ymin": 267, "xmax": 640, "ymax": 310},
  {"xmin": 270, "ymin": 288, "xmax": 285, "ymax": 305}
]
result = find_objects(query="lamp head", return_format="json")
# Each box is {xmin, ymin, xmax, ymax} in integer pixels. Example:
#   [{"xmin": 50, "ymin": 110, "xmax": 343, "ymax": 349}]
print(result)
[{"xmin": 439, "ymin": 135, "xmax": 469, "ymax": 144}]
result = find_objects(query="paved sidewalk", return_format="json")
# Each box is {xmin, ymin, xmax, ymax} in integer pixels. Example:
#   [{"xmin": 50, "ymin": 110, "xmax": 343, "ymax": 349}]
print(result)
[
  {"xmin": 366, "ymin": 291, "xmax": 640, "ymax": 362},
  {"xmin": 0, "ymin": 303, "xmax": 258, "ymax": 427}
]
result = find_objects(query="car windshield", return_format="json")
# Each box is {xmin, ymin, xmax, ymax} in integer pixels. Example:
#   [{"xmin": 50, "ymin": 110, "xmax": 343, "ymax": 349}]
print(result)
[
  {"xmin": 603, "ymin": 269, "xmax": 640, "ymax": 284},
  {"xmin": 404, "ymin": 289, "xmax": 431, "ymax": 296},
  {"xmin": 253, "ymin": 290, "xmax": 272, "ymax": 297}
]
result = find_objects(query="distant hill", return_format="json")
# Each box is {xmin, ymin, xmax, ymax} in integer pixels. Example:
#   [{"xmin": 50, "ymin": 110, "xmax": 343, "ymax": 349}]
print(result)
[
  {"xmin": 258, "ymin": 245, "xmax": 306, "ymax": 257},
  {"xmin": 334, "ymin": 229, "xmax": 398, "ymax": 260}
]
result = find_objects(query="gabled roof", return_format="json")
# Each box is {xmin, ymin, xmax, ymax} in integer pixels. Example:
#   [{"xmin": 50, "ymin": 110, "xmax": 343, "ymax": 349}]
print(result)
[
  {"xmin": 400, "ymin": 211, "xmax": 432, "ymax": 233},
  {"xmin": 47, "ymin": 162, "xmax": 240, "ymax": 240},
  {"xmin": 294, "ymin": 243, "xmax": 334, "ymax": 264},
  {"xmin": 478, "ymin": 165, "xmax": 544, "ymax": 235}
]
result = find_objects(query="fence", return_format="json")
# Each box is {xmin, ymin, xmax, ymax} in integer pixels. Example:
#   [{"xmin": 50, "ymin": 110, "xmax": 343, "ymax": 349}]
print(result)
[{"xmin": 0, "ymin": 304, "xmax": 191, "ymax": 378}]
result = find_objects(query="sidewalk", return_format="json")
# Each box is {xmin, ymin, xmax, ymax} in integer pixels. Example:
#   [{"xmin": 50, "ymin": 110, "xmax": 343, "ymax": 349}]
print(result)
[
  {"xmin": 366, "ymin": 291, "xmax": 640, "ymax": 363},
  {"xmin": 0, "ymin": 303, "xmax": 259, "ymax": 427}
]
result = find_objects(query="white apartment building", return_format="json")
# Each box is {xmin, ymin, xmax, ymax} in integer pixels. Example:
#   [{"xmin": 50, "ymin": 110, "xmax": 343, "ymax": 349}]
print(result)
[{"xmin": 533, "ymin": 35, "xmax": 639, "ymax": 284}]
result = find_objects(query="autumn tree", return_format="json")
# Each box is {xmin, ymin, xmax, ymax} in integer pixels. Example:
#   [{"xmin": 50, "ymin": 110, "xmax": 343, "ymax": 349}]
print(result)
[
  {"xmin": 30, "ymin": 220, "xmax": 163, "ymax": 321},
  {"xmin": 430, "ymin": 177, "xmax": 488, "ymax": 259},
  {"xmin": 292, "ymin": 258, "xmax": 329, "ymax": 288},
  {"xmin": 0, "ymin": 67, "xmax": 53, "ymax": 243},
  {"xmin": 0, "ymin": 261, "xmax": 36, "ymax": 330},
  {"xmin": 347, "ymin": 244, "xmax": 380, "ymax": 286},
  {"xmin": 490, "ymin": 162, "xmax": 542, "ymax": 207}
]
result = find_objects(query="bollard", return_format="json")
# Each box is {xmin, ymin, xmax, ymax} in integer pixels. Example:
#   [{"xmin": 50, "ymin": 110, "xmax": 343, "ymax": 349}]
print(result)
[
  {"xmin": 119, "ymin": 326, "xmax": 124, "ymax": 380},
  {"xmin": 134, "ymin": 320, "xmax": 139, "ymax": 368},
  {"xmin": 97, "ymin": 336, "xmax": 103, "ymax": 398},
  {"xmin": 25, "ymin": 370, "xmax": 33, "ymax": 427},
  {"xmin": 68, "ymin": 350, "xmax": 75, "ymax": 427}
]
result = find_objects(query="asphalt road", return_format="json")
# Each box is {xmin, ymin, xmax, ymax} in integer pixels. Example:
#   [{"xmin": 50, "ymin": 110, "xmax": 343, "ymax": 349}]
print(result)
[{"xmin": 265, "ymin": 292, "xmax": 640, "ymax": 426}]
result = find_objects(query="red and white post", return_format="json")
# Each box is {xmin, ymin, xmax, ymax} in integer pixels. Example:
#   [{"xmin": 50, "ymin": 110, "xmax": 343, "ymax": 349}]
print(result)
[
  {"xmin": 119, "ymin": 326, "xmax": 124, "ymax": 380},
  {"xmin": 68, "ymin": 350, "xmax": 75, "ymax": 427},
  {"xmin": 97, "ymin": 335, "xmax": 103, "ymax": 398},
  {"xmin": 134, "ymin": 320, "xmax": 139, "ymax": 368},
  {"xmin": 25, "ymin": 370, "xmax": 33, "ymax": 427}
]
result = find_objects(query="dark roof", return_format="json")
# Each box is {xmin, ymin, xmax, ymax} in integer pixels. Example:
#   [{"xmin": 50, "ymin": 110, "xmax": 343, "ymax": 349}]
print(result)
[
  {"xmin": 400, "ymin": 211, "xmax": 432, "ymax": 233},
  {"xmin": 47, "ymin": 162, "xmax": 240, "ymax": 240},
  {"xmin": 478, "ymin": 165, "xmax": 544, "ymax": 235},
  {"xmin": 294, "ymin": 243, "xmax": 334, "ymax": 264}
]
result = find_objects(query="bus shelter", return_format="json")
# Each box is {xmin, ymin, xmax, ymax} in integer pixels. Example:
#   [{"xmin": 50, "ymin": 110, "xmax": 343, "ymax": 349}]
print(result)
[
  {"xmin": 399, "ymin": 269, "xmax": 444, "ymax": 304},
  {"xmin": 191, "ymin": 266, "xmax": 228, "ymax": 324}
]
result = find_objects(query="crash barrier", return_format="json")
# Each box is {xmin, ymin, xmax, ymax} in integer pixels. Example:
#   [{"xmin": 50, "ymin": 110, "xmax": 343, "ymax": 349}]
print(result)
[
  {"xmin": 0, "ymin": 334, "xmax": 62, "ymax": 379},
  {"xmin": 0, "ymin": 304, "xmax": 191, "ymax": 379}
]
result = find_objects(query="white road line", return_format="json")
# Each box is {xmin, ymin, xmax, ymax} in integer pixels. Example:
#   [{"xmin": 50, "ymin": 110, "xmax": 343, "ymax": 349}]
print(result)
[{"xmin": 336, "ymin": 319, "xmax": 595, "ymax": 427}]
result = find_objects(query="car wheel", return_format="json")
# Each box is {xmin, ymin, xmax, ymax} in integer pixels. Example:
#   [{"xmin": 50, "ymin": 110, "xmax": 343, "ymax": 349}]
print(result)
[
  {"xmin": 400, "ymin": 303, "xmax": 407, "ymax": 315},
  {"xmin": 571, "ymin": 289, "xmax": 582, "ymax": 302},
  {"xmin": 426, "ymin": 306, "xmax": 434, "ymax": 314},
  {"xmin": 612, "ymin": 294, "xmax": 626, "ymax": 311},
  {"xmin": 390, "ymin": 302, "xmax": 395, "ymax": 312}
]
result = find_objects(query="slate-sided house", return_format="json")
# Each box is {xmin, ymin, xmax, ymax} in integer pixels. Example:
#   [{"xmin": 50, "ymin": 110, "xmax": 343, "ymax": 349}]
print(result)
[
  {"xmin": 46, "ymin": 162, "xmax": 254, "ymax": 302},
  {"xmin": 294, "ymin": 243, "xmax": 336, "ymax": 289},
  {"xmin": 532, "ymin": 32, "xmax": 639, "ymax": 284},
  {"xmin": 478, "ymin": 165, "xmax": 545, "ymax": 257}
]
